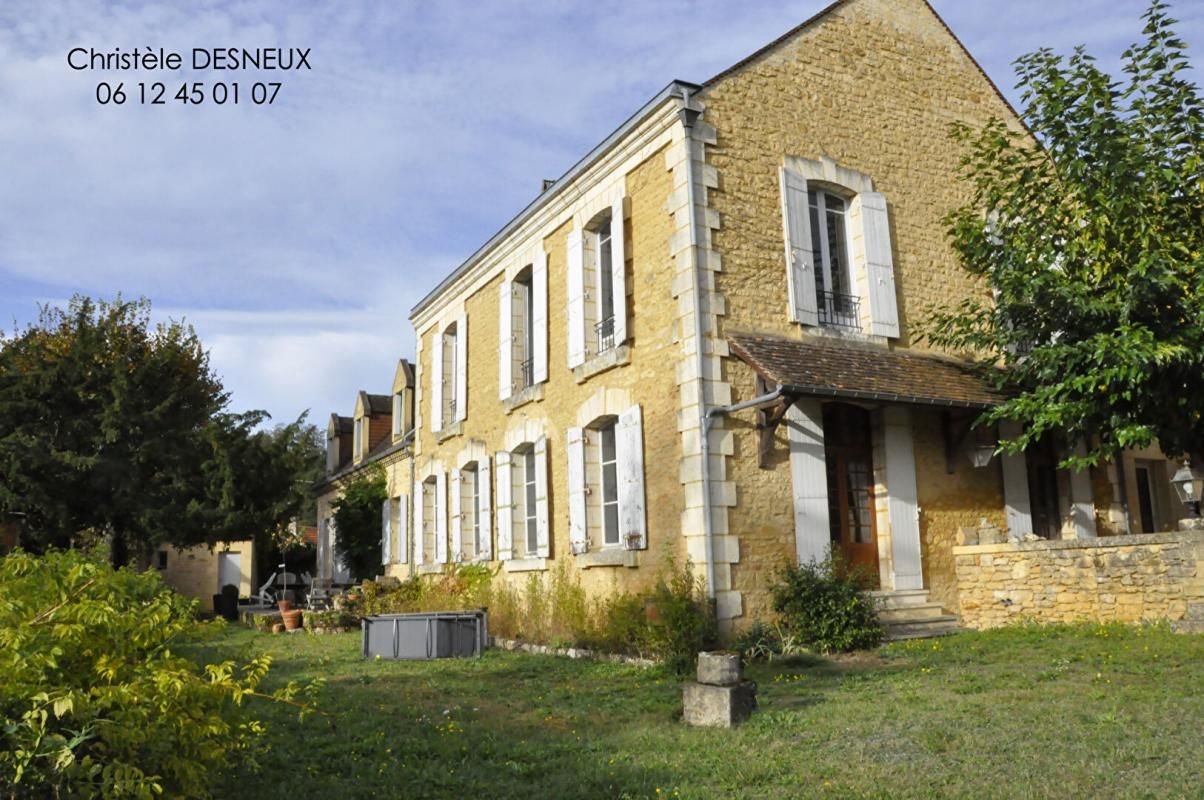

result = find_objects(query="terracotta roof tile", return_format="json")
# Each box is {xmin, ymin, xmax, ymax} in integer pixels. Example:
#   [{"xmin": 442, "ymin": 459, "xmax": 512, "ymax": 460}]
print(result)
[{"xmin": 728, "ymin": 332, "xmax": 1004, "ymax": 409}]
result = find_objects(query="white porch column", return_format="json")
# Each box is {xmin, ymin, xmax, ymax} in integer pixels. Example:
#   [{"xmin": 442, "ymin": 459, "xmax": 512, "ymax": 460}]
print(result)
[
  {"xmin": 999, "ymin": 420, "xmax": 1034, "ymax": 539},
  {"xmin": 1066, "ymin": 441, "xmax": 1098, "ymax": 539},
  {"xmin": 883, "ymin": 406, "xmax": 923, "ymax": 590},
  {"xmin": 787, "ymin": 398, "xmax": 830, "ymax": 565}
]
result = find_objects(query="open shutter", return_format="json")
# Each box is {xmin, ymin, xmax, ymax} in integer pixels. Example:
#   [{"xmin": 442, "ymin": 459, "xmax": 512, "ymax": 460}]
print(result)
[
  {"xmin": 430, "ymin": 332, "xmax": 443, "ymax": 432},
  {"xmin": 397, "ymin": 495, "xmax": 408, "ymax": 564},
  {"xmin": 534, "ymin": 436, "xmax": 550, "ymax": 558},
  {"xmin": 455, "ymin": 314, "xmax": 467, "ymax": 421},
  {"xmin": 1067, "ymin": 441, "xmax": 1098, "ymax": 539},
  {"xmin": 477, "ymin": 458, "xmax": 492, "ymax": 560},
  {"xmin": 567, "ymin": 427, "xmax": 588, "ymax": 554},
  {"xmin": 532, "ymin": 248, "xmax": 548, "ymax": 383},
  {"xmin": 780, "ymin": 167, "xmax": 818, "ymax": 326},
  {"xmin": 499, "ymin": 280, "xmax": 512, "ymax": 399},
  {"xmin": 883, "ymin": 407, "xmax": 923, "ymax": 591},
  {"xmin": 566, "ymin": 227, "xmax": 586, "ymax": 368},
  {"xmin": 414, "ymin": 482, "xmax": 426, "ymax": 565},
  {"xmin": 787, "ymin": 399, "xmax": 829, "ymax": 565},
  {"xmin": 999, "ymin": 421, "xmax": 1033, "ymax": 538},
  {"xmin": 610, "ymin": 193, "xmax": 628, "ymax": 345},
  {"xmin": 857, "ymin": 191, "xmax": 900, "ymax": 338},
  {"xmin": 317, "ymin": 519, "xmax": 329, "ymax": 579},
  {"xmin": 495, "ymin": 452, "xmax": 513, "ymax": 560},
  {"xmin": 435, "ymin": 471, "xmax": 448, "ymax": 563},
  {"xmin": 450, "ymin": 469, "xmax": 462, "ymax": 562},
  {"xmin": 616, "ymin": 405, "xmax": 647, "ymax": 550},
  {"xmin": 381, "ymin": 497, "xmax": 392, "ymax": 566}
]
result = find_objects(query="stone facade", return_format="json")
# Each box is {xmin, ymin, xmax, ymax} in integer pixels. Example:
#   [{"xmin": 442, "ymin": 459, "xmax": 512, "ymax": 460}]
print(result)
[
  {"xmin": 157, "ymin": 540, "xmax": 255, "ymax": 612},
  {"xmin": 953, "ymin": 531, "xmax": 1204, "ymax": 628}
]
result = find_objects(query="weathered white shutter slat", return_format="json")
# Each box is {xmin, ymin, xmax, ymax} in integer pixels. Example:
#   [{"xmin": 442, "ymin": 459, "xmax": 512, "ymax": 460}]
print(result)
[
  {"xmin": 534, "ymin": 435, "xmax": 550, "ymax": 558},
  {"xmin": 566, "ymin": 227, "xmax": 586, "ymax": 368},
  {"xmin": 397, "ymin": 495, "xmax": 408, "ymax": 564},
  {"xmin": 883, "ymin": 407, "xmax": 923, "ymax": 590},
  {"xmin": 455, "ymin": 314, "xmax": 467, "ymax": 422},
  {"xmin": 532, "ymin": 248, "xmax": 548, "ymax": 383},
  {"xmin": 999, "ymin": 421, "xmax": 1033, "ymax": 538},
  {"xmin": 381, "ymin": 497, "xmax": 392, "ymax": 566},
  {"xmin": 435, "ymin": 471, "xmax": 448, "ymax": 563},
  {"xmin": 414, "ymin": 483, "xmax": 425, "ymax": 565},
  {"xmin": 477, "ymin": 458, "xmax": 492, "ymax": 560},
  {"xmin": 780, "ymin": 167, "xmax": 818, "ymax": 326},
  {"xmin": 430, "ymin": 332, "xmax": 443, "ymax": 432},
  {"xmin": 616, "ymin": 405, "xmax": 647, "ymax": 550},
  {"xmin": 857, "ymin": 191, "xmax": 900, "ymax": 338},
  {"xmin": 495, "ymin": 452, "xmax": 513, "ymax": 560},
  {"xmin": 567, "ymin": 427, "xmax": 587, "ymax": 554},
  {"xmin": 499, "ymin": 280, "xmax": 512, "ymax": 400},
  {"xmin": 610, "ymin": 193, "xmax": 627, "ymax": 345},
  {"xmin": 450, "ymin": 469, "xmax": 462, "ymax": 562},
  {"xmin": 318, "ymin": 519, "xmax": 329, "ymax": 579},
  {"xmin": 787, "ymin": 399, "xmax": 829, "ymax": 565}
]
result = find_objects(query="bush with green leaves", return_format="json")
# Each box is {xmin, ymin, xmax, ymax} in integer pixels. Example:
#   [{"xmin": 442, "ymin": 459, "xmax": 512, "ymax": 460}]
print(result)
[
  {"xmin": 770, "ymin": 555, "xmax": 883, "ymax": 654},
  {"xmin": 0, "ymin": 548, "xmax": 318, "ymax": 798}
]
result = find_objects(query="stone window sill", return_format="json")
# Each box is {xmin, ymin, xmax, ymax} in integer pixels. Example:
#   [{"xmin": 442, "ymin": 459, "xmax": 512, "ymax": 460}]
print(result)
[
  {"xmin": 416, "ymin": 563, "xmax": 445, "ymax": 576},
  {"xmin": 799, "ymin": 325, "xmax": 886, "ymax": 346},
  {"xmin": 573, "ymin": 344, "xmax": 631, "ymax": 384},
  {"xmin": 576, "ymin": 548, "xmax": 639, "ymax": 569},
  {"xmin": 503, "ymin": 557, "xmax": 549, "ymax": 573},
  {"xmin": 435, "ymin": 421, "xmax": 463, "ymax": 443},
  {"xmin": 503, "ymin": 383, "xmax": 545, "ymax": 414}
]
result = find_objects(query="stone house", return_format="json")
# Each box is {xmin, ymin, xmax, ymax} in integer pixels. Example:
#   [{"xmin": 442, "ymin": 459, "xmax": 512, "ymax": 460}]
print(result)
[
  {"xmin": 314, "ymin": 0, "xmax": 1200, "ymax": 633},
  {"xmin": 155, "ymin": 539, "xmax": 256, "ymax": 613}
]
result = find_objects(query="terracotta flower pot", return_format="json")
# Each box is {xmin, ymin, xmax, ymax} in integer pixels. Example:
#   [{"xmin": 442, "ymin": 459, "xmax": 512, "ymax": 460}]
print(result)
[
  {"xmin": 281, "ymin": 609, "xmax": 303, "ymax": 631},
  {"xmin": 277, "ymin": 600, "xmax": 294, "ymax": 613}
]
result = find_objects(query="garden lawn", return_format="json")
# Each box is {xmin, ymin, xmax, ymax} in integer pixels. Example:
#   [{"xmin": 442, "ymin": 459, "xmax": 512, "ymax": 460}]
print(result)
[{"xmin": 205, "ymin": 623, "xmax": 1203, "ymax": 800}]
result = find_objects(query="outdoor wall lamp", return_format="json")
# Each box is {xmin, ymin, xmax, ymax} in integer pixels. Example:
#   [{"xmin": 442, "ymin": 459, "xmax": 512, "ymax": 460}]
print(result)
[
  {"xmin": 1170, "ymin": 460, "xmax": 1202, "ymax": 520},
  {"xmin": 964, "ymin": 427, "xmax": 997, "ymax": 468}
]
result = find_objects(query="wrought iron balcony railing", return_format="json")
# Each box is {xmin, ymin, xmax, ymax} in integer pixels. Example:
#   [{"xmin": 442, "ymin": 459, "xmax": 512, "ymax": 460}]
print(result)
[
  {"xmin": 595, "ymin": 316, "xmax": 616, "ymax": 354},
  {"xmin": 519, "ymin": 357, "xmax": 534, "ymax": 389},
  {"xmin": 817, "ymin": 290, "xmax": 861, "ymax": 331}
]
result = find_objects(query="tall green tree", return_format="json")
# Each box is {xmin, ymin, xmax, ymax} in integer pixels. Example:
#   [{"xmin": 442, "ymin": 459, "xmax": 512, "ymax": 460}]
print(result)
[
  {"xmin": 928, "ymin": 1, "xmax": 1203, "ymax": 468},
  {"xmin": 331, "ymin": 466, "xmax": 387, "ymax": 581},
  {"xmin": 0, "ymin": 296, "xmax": 322, "ymax": 563}
]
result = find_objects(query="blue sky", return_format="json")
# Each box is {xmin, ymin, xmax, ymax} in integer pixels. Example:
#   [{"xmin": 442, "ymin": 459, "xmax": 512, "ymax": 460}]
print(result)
[{"xmin": 1, "ymin": 0, "xmax": 1200, "ymax": 429}]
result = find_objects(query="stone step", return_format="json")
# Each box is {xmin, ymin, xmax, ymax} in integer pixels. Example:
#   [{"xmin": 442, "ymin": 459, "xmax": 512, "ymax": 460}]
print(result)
[
  {"xmin": 869, "ymin": 589, "xmax": 933, "ymax": 609},
  {"xmin": 1171, "ymin": 619, "xmax": 1204, "ymax": 635},
  {"xmin": 882, "ymin": 615, "xmax": 961, "ymax": 642},
  {"xmin": 877, "ymin": 602, "xmax": 946, "ymax": 622}
]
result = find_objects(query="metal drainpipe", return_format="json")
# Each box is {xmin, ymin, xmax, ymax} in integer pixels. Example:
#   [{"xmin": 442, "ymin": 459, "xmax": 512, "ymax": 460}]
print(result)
[
  {"xmin": 680, "ymin": 90, "xmax": 717, "ymax": 601},
  {"xmin": 408, "ymin": 430, "xmax": 417, "ymax": 575}
]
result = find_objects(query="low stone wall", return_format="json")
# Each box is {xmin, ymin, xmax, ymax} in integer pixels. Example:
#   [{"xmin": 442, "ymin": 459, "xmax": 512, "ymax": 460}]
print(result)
[{"xmin": 952, "ymin": 531, "xmax": 1204, "ymax": 629}]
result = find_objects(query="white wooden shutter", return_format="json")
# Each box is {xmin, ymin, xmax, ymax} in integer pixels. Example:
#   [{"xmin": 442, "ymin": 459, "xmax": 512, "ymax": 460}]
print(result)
[
  {"xmin": 499, "ymin": 280, "xmax": 512, "ymax": 400},
  {"xmin": 999, "ymin": 421, "xmax": 1033, "ymax": 538},
  {"xmin": 477, "ymin": 458, "xmax": 492, "ymax": 560},
  {"xmin": 857, "ymin": 191, "xmax": 900, "ymax": 338},
  {"xmin": 566, "ymin": 227, "xmax": 586, "ymax": 368},
  {"xmin": 780, "ymin": 167, "xmax": 818, "ymax": 326},
  {"xmin": 616, "ymin": 405, "xmax": 647, "ymax": 550},
  {"xmin": 567, "ymin": 427, "xmax": 588, "ymax": 554},
  {"xmin": 381, "ymin": 497, "xmax": 392, "ymax": 566},
  {"xmin": 534, "ymin": 435, "xmax": 550, "ymax": 558},
  {"xmin": 455, "ymin": 314, "xmax": 467, "ymax": 421},
  {"xmin": 787, "ymin": 399, "xmax": 829, "ymax": 565},
  {"xmin": 397, "ymin": 495, "xmax": 408, "ymax": 564},
  {"xmin": 883, "ymin": 407, "xmax": 922, "ymax": 590},
  {"xmin": 317, "ymin": 518, "xmax": 329, "ymax": 579},
  {"xmin": 414, "ymin": 482, "xmax": 425, "ymax": 565},
  {"xmin": 430, "ymin": 332, "xmax": 443, "ymax": 432},
  {"xmin": 435, "ymin": 470, "xmax": 448, "ymax": 563},
  {"xmin": 495, "ymin": 452, "xmax": 513, "ymax": 560},
  {"xmin": 610, "ymin": 193, "xmax": 628, "ymax": 345},
  {"xmin": 532, "ymin": 248, "xmax": 548, "ymax": 383},
  {"xmin": 450, "ymin": 469, "xmax": 462, "ymax": 562},
  {"xmin": 1068, "ymin": 441, "xmax": 1098, "ymax": 539}
]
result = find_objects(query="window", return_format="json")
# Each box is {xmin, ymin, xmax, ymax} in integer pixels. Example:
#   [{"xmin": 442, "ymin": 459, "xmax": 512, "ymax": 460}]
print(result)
[
  {"xmin": 567, "ymin": 193, "xmax": 627, "ymax": 368},
  {"xmin": 156, "ymin": 550, "xmax": 168, "ymax": 570},
  {"xmin": 431, "ymin": 316, "xmax": 467, "ymax": 432},
  {"xmin": 421, "ymin": 476, "xmax": 438, "ymax": 563},
  {"xmin": 458, "ymin": 463, "xmax": 482, "ymax": 561},
  {"xmin": 353, "ymin": 417, "xmax": 364, "ymax": 459},
  {"xmin": 442, "ymin": 323, "xmax": 457, "ymax": 423},
  {"xmin": 494, "ymin": 439, "xmax": 547, "ymax": 561},
  {"xmin": 567, "ymin": 406, "xmax": 646, "ymax": 554},
  {"xmin": 518, "ymin": 446, "xmax": 538, "ymax": 556},
  {"xmin": 392, "ymin": 391, "xmax": 404, "ymax": 437},
  {"xmin": 514, "ymin": 268, "xmax": 534, "ymax": 390},
  {"xmin": 499, "ymin": 254, "xmax": 547, "ymax": 400},
  {"xmin": 808, "ymin": 190, "xmax": 858, "ymax": 330}
]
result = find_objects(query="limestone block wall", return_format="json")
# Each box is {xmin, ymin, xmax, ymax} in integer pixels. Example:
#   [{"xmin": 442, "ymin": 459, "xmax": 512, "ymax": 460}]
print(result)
[
  {"xmin": 953, "ymin": 531, "xmax": 1204, "ymax": 628},
  {"xmin": 158, "ymin": 540, "xmax": 256, "ymax": 612}
]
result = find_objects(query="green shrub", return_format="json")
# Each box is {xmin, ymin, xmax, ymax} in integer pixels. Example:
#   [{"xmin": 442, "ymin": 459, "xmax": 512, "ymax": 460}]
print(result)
[
  {"xmin": 0, "ymin": 548, "xmax": 316, "ymax": 798},
  {"xmin": 305, "ymin": 609, "xmax": 358, "ymax": 629},
  {"xmin": 641, "ymin": 561, "xmax": 718, "ymax": 674},
  {"xmin": 770, "ymin": 554, "xmax": 883, "ymax": 653}
]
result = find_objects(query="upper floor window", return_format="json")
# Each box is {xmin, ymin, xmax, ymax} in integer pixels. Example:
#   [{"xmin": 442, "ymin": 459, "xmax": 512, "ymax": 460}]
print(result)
[
  {"xmin": 392, "ymin": 391, "xmax": 404, "ymax": 437},
  {"xmin": 499, "ymin": 253, "xmax": 547, "ymax": 401},
  {"xmin": 780, "ymin": 164, "xmax": 900, "ymax": 338},
  {"xmin": 430, "ymin": 315, "xmax": 467, "ymax": 432},
  {"xmin": 566, "ymin": 191, "xmax": 628, "ymax": 369},
  {"xmin": 353, "ymin": 417, "xmax": 365, "ymax": 459}
]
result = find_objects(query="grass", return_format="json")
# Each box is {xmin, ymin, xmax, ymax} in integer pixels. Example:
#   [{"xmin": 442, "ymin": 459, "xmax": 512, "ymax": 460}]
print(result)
[{"xmin": 202, "ymin": 622, "xmax": 1203, "ymax": 799}]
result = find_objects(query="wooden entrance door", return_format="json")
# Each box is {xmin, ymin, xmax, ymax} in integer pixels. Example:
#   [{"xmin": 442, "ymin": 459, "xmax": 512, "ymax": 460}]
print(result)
[{"xmin": 824, "ymin": 404, "xmax": 879, "ymax": 581}]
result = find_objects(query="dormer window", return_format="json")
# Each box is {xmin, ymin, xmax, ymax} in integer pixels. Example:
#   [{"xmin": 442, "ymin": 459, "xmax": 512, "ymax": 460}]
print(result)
[
  {"xmin": 353, "ymin": 417, "xmax": 364, "ymax": 459},
  {"xmin": 392, "ymin": 392, "xmax": 403, "ymax": 437}
]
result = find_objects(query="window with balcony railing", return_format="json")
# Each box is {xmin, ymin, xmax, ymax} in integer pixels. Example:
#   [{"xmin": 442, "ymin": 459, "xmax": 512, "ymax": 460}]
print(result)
[
  {"xmin": 809, "ymin": 190, "xmax": 859, "ymax": 332},
  {"xmin": 595, "ymin": 316, "xmax": 616, "ymax": 355}
]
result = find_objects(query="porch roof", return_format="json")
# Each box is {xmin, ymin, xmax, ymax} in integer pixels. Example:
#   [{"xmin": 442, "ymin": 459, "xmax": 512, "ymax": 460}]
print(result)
[{"xmin": 727, "ymin": 332, "xmax": 1005, "ymax": 409}]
